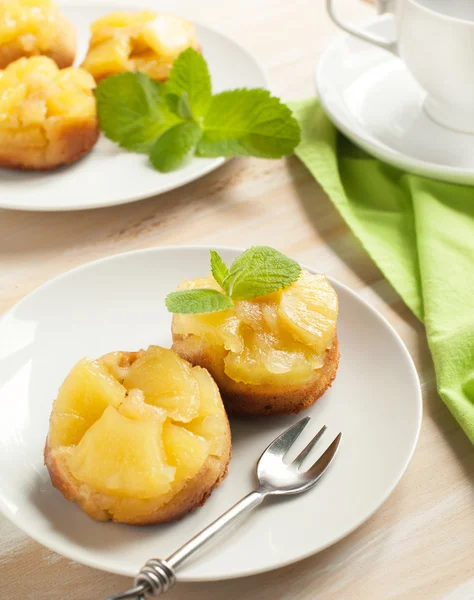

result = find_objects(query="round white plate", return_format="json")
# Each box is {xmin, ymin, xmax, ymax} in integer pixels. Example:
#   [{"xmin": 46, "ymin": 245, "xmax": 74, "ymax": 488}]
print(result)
[
  {"xmin": 0, "ymin": 3, "xmax": 266, "ymax": 212},
  {"xmin": 0, "ymin": 246, "xmax": 422, "ymax": 580},
  {"xmin": 316, "ymin": 15, "xmax": 474, "ymax": 185}
]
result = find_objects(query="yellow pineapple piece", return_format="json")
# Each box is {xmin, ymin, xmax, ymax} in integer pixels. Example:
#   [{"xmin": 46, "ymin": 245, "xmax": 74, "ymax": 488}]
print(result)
[
  {"xmin": 82, "ymin": 10, "xmax": 199, "ymax": 82},
  {"xmin": 162, "ymin": 422, "xmax": 209, "ymax": 483},
  {"xmin": 173, "ymin": 276, "xmax": 243, "ymax": 353},
  {"xmin": 0, "ymin": 0, "xmax": 76, "ymax": 69},
  {"xmin": 48, "ymin": 358, "xmax": 126, "ymax": 449},
  {"xmin": 118, "ymin": 389, "xmax": 167, "ymax": 422},
  {"xmin": 0, "ymin": 56, "xmax": 98, "ymax": 170},
  {"xmin": 192, "ymin": 366, "xmax": 225, "ymax": 417},
  {"xmin": 81, "ymin": 37, "xmax": 132, "ymax": 80},
  {"xmin": 141, "ymin": 15, "xmax": 199, "ymax": 60},
  {"xmin": 69, "ymin": 406, "xmax": 175, "ymax": 498},
  {"xmin": 278, "ymin": 270, "xmax": 338, "ymax": 354},
  {"xmin": 122, "ymin": 346, "xmax": 200, "ymax": 422}
]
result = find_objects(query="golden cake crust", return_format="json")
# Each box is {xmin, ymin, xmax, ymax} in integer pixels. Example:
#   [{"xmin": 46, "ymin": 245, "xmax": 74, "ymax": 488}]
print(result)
[{"xmin": 0, "ymin": 118, "xmax": 99, "ymax": 171}]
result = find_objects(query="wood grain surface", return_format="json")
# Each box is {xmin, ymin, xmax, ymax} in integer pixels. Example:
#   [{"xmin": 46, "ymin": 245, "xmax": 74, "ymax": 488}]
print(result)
[{"xmin": 1, "ymin": 1, "xmax": 474, "ymax": 598}]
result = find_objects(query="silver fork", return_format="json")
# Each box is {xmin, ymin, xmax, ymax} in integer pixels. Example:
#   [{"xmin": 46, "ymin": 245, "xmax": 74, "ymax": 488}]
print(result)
[{"xmin": 108, "ymin": 417, "xmax": 342, "ymax": 600}]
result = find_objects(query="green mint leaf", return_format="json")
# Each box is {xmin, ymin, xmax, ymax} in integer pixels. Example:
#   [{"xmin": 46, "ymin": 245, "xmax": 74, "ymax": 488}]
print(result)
[
  {"xmin": 96, "ymin": 72, "xmax": 180, "ymax": 153},
  {"xmin": 178, "ymin": 91, "xmax": 194, "ymax": 120},
  {"xmin": 165, "ymin": 48, "xmax": 212, "ymax": 121},
  {"xmin": 196, "ymin": 89, "xmax": 301, "ymax": 158},
  {"xmin": 149, "ymin": 121, "xmax": 202, "ymax": 172},
  {"xmin": 166, "ymin": 289, "xmax": 233, "ymax": 314},
  {"xmin": 210, "ymin": 250, "xmax": 229, "ymax": 288},
  {"xmin": 223, "ymin": 246, "xmax": 301, "ymax": 300}
]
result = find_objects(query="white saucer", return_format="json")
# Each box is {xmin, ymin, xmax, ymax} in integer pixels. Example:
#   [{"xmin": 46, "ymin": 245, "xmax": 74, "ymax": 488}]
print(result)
[
  {"xmin": 316, "ymin": 15, "xmax": 474, "ymax": 185},
  {"xmin": 0, "ymin": 3, "xmax": 266, "ymax": 211},
  {"xmin": 0, "ymin": 246, "xmax": 422, "ymax": 580}
]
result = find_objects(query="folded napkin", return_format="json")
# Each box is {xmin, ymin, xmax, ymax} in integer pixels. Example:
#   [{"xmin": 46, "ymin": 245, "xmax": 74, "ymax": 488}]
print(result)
[{"xmin": 290, "ymin": 98, "xmax": 474, "ymax": 443}]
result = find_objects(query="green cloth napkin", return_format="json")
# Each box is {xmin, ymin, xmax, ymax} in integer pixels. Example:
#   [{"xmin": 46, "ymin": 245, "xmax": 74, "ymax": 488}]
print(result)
[{"xmin": 290, "ymin": 98, "xmax": 474, "ymax": 443}]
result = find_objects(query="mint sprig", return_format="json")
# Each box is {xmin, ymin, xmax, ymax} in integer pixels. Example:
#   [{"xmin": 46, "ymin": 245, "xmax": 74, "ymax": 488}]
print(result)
[
  {"xmin": 166, "ymin": 288, "xmax": 233, "ymax": 314},
  {"xmin": 95, "ymin": 48, "xmax": 300, "ymax": 172},
  {"xmin": 165, "ymin": 246, "xmax": 301, "ymax": 314},
  {"xmin": 210, "ymin": 250, "xmax": 229, "ymax": 288},
  {"xmin": 95, "ymin": 72, "xmax": 179, "ymax": 153}
]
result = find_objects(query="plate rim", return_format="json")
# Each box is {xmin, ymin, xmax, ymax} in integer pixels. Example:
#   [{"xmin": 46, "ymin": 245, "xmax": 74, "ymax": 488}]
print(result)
[
  {"xmin": 0, "ymin": 1, "xmax": 268, "ymax": 212},
  {"xmin": 315, "ymin": 14, "xmax": 474, "ymax": 185},
  {"xmin": 0, "ymin": 245, "xmax": 423, "ymax": 580}
]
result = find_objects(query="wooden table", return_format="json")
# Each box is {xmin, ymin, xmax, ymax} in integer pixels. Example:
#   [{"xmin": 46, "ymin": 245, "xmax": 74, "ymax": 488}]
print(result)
[{"xmin": 1, "ymin": 1, "xmax": 474, "ymax": 598}]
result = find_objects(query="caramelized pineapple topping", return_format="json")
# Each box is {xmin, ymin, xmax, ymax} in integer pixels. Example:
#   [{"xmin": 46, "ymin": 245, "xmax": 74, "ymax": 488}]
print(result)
[
  {"xmin": 81, "ymin": 11, "xmax": 199, "ymax": 82},
  {"xmin": 172, "ymin": 270, "xmax": 338, "ymax": 386},
  {"xmin": 0, "ymin": 0, "xmax": 76, "ymax": 68},
  {"xmin": 47, "ymin": 347, "xmax": 228, "ymax": 508},
  {"xmin": 0, "ymin": 56, "xmax": 98, "ymax": 169}
]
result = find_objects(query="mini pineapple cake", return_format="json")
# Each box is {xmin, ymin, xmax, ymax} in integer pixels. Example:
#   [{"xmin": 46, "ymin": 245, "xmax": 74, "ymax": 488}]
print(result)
[
  {"xmin": 0, "ymin": 0, "xmax": 76, "ymax": 69},
  {"xmin": 81, "ymin": 10, "xmax": 200, "ymax": 82},
  {"xmin": 45, "ymin": 346, "xmax": 231, "ymax": 524},
  {"xmin": 169, "ymin": 247, "xmax": 340, "ymax": 416},
  {"xmin": 0, "ymin": 57, "xmax": 98, "ymax": 170}
]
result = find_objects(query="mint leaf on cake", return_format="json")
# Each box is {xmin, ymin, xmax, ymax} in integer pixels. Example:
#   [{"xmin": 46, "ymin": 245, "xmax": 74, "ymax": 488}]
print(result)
[{"xmin": 165, "ymin": 247, "xmax": 302, "ymax": 314}]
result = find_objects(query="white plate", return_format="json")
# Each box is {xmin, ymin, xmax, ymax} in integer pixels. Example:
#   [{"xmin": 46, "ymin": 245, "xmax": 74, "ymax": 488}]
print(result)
[
  {"xmin": 0, "ymin": 246, "xmax": 422, "ymax": 580},
  {"xmin": 0, "ymin": 3, "xmax": 266, "ymax": 211},
  {"xmin": 316, "ymin": 15, "xmax": 474, "ymax": 185}
]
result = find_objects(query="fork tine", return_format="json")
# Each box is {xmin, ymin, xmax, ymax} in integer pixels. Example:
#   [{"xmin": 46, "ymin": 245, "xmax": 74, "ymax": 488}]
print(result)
[
  {"xmin": 260, "ymin": 416, "xmax": 311, "ymax": 460},
  {"xmin": 292, "ymin": 425, "xmax": 327, "ymax": 470},
  {"xmin": 303, "ymin": 432, "xmax": 342, "ymax": 479}
]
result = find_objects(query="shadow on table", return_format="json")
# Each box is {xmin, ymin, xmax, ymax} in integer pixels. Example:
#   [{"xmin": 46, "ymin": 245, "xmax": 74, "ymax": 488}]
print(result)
[{"xmin": 0, "ymin": 158, "xmax": 242, "ymax": 257}]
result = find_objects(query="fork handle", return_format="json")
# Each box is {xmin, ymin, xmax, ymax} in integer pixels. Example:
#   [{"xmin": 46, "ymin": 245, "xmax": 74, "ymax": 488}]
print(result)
[
  {"xmin": 112, "ymin": 490, "xmax": 267, "ymax": 599},
  {"xmin": 168, "ymin": 489, "xmax": 266, "ymax": 570}
]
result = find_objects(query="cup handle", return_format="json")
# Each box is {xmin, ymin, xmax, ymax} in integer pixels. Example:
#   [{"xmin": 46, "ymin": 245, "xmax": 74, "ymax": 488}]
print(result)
[{"xmin": 326, "ymin": 0, "xmax": 397, "ymax": 53}]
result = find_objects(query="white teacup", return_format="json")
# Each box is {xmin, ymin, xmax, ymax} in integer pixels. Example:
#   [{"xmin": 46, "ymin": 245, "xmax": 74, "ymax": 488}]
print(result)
[{"xmin": 327, "ymin": 0, "xmax": 474, "ymax": 133}]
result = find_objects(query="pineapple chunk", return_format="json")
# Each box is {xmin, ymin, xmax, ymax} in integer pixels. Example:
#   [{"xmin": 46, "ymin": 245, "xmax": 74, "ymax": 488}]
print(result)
[
  {"xmin": 173, "ymin": 275, "xmax": 243, "ymax": 352},
  {"xmin": 82, "ymin": 10, "xmax": 199, "ymax": 82},
  {"xmin": 278, "ymin": 270, "xmax": 338, "ymax": 353},
  {"xmin": 118, "ymin": 389, "xmax": 166, "ymax": 422},
  {"xmin": 69, "ymin": 406, "xmax": 175, "ymax": 498},
  {"xmin": 192, "ymin": 366, "xmax": 225, "ymax": 417},
  {"xmin": 162, "ymin": 422, "xmax": 209, "ymax": 483},
  {"xmin": 122, "ymin": 346, "xmax": 200, "ymax": 422},
  {"xmin": 48, "ymin": 358, "xmax": 126, "ymax": 448},
  {"xmin": 185, "ymin": 416, "xmax": 228, "ymax": 456},
  {"xmin": 81, "ymin": 37, "xmax": 132, "ymax": 80}
]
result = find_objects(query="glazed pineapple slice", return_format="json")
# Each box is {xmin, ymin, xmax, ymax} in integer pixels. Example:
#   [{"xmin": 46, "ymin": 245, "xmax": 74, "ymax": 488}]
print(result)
[
  {"xmin": 162, "ymin": 422, "xmax": 210, "ymax": 483},
  {"xmin": 82, "ymin": 10, "xmax": 199, "ymax": 82},
  {"xmin": 69, "ymin": 406, "xmax": 175, "ymax": 498},
  {"xmin": 184, "ymin": 366, "xmax": 228, "ymax": 455},
  {"xmin": 48, "ymin": 358, "xmax": 126, "ymax": 449},
  {"xmin": 122, "ymin": 346, "xmax": 200, "ymax": 422},
  {"xmin": 45, "ymin": 346, "xmax": 231, "ymax": 524},
  {"xmin": 0, "ymin": 0, "xmax": 76, "ymax": 69},
  {"xmin": 0, "ymin": 56, "xmax": 98, "ymax": 170},
  {"xmin": 118, "ymin": 388, "xmax": 166, "ymax": 422},
  {"xmin": 173, "ymin": 277, "xmax": 243, "ymax": 353},
  {"xmin": 278, "ymin": 270, "xmax": 338, "ymax": 354}
]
